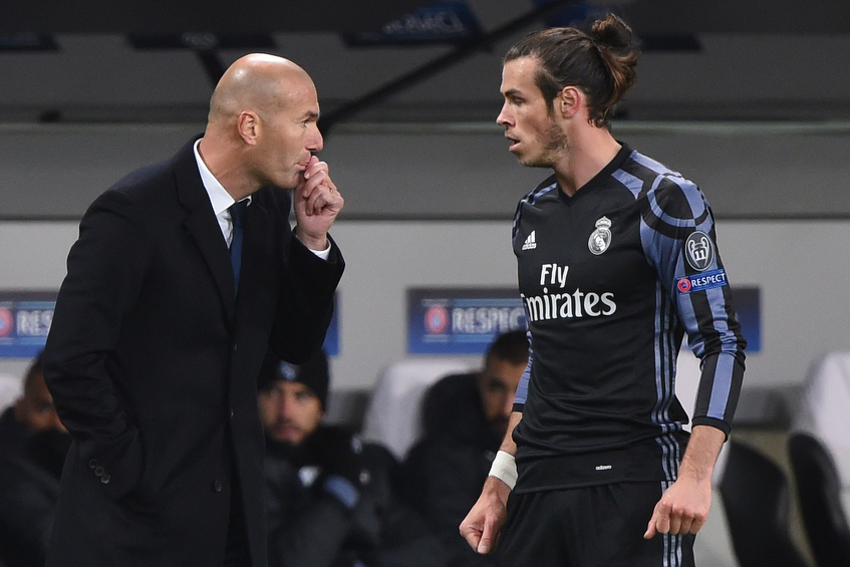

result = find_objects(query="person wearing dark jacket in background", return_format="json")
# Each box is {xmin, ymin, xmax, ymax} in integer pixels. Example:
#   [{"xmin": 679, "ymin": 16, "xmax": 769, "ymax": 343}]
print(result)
[
  {"xmin": 260, "ymin": 350, "xmax": 447, "ymax": 567},
  {"xmin": 401, "ymin": 331, "xmax": 528, "ymax": 567},
  {"xmin": 0, "ymin": 352, "xmax": 71, "ymax": 567}
]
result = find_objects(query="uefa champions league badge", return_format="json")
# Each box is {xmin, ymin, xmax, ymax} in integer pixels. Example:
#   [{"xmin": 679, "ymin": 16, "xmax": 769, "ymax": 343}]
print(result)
[
  {"xmin": 677, "ymin": 269, "xmax": 728, "ymax": 294},
  {"xmin": 588, "ymin": 216, "xmax": 612, "ymax": 255},
  {"xmin": 684, "ymin": 231, "xmax": 714, "ymax": 271}
]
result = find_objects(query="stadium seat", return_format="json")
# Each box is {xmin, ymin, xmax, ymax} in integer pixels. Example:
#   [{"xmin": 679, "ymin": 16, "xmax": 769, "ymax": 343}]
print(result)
[
  {"xmin": 787, "ymin": 432, "xmax": 850, "ymax": 567},
  {"xmin": 361, "ymin": 358, "xmax": 472, "ymax": 460},
  {"xmin": 0, "ymin": 373, "xmax": 20, "ymax": 413},
  {"xmin": 719, "ymin": 440, "xmax": 808, "ymax": 567},
  {"xmin": 791, "ymin": 352, "xmax": 850, "ymax": 519}
]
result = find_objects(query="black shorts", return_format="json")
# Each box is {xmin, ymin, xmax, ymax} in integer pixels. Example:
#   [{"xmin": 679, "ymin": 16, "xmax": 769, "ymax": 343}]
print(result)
[{"xmin": 495, "ymin": 481, "xmax": 696, "ymax": 567}]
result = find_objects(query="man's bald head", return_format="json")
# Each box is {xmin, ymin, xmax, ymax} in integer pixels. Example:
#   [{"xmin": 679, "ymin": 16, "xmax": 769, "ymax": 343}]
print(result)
[
  {"xmin": 208, "ymin": 54, "xmax": 314, "ymax": 125},
  {"xmin": 199, "ymin": 53, "xmax": 323, "ymax": 199}
]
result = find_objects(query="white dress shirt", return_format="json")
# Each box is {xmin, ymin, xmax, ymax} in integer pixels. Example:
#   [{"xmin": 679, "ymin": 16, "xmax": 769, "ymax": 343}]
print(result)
[{"xmin": 193, "ymin": 139, "xmax": 330, "ymax": 259}]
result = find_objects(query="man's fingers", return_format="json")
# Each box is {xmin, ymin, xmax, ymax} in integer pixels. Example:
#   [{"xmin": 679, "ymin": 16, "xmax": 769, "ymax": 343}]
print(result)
[
  {"xmin": 477, "ymin": 514, "xmax": 502, "ymax": 555},
  {"xmin": 459, "ymin": 513, "xmax": 498, "ymax": 555},
  {"xmin": 302, "ymin": 156, "xmax": 323, "ymax": 179},
  {"xmin": 303, "ymin": 186, "xmax": 342, "ymax": 216},
  {"xmin": 297, "ymin": 160, "xmax": 329, "ymax": 197},
  {"xmin": 460, "ymin": 524, "xmax": 482, "ymax": 551},
  {"xmin": 296, "ymin": 169, "xmax": 342, "ymax": 217},
  {"xmin": 459, "ymin": 513, "xmax": 485, "ymax": 552},
  {"xmin": 644, "ymin": 501, "xmax": 670, "ymax": 539},
  {"xmin": 668, "ymin": 514, "xmax": 682, "ymax": 535},
  {"xmin": 645, "ymin": 502, "xmax": 706, "ymax": 539},
  {"xmin": 689, "ymin": 515, "xmax": 706, "ymax": 534},
  {"xmin": 674, "ymin": 511, "xmax": 706, "ymax": 535}
]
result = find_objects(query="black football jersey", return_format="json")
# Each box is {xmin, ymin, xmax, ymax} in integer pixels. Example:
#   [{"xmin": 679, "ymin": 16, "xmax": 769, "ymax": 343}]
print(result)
[{"xmin": 511, "ymin": 144, "xmax": 746, "ymax": 492}]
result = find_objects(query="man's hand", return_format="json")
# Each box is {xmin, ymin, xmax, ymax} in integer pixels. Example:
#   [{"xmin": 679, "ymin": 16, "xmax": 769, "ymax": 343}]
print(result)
[
  {"xmin": 459, "ymin": 476, "xmax": 511, "ymax": 555},
  {"xmin": 644, "ymin": 425, "xmax": 724, "ymax": 539},
  {"xmin": 643, "ymin": 472, "xmax": 712, "ymax": 538},
  {"xmin": 294, "ymin": 156, "xmax": 343, "ymax": 251}
]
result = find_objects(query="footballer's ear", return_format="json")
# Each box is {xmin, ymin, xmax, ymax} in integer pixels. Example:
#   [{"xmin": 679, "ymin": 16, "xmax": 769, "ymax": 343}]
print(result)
[{"xmin": 557, "ymin": 86, "xmax": 583, "ymax": 120}]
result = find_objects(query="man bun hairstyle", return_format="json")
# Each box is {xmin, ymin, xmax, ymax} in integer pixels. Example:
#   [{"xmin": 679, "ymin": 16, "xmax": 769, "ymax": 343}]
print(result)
[{"xmin": 504, "ymin": 13, "xmax": 639, "ymax": 128}]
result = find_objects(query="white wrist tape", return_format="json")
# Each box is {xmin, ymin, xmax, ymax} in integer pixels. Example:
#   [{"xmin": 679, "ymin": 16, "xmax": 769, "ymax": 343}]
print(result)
[{"xmin": 488, "ymin": 450, "xmax": 517, "ymax": 490}]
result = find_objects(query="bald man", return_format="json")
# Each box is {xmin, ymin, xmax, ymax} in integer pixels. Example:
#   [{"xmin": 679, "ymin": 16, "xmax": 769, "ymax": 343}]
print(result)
[{"xmin": 43, "ymin": 54, "xmax": 345, "ymax": 567}]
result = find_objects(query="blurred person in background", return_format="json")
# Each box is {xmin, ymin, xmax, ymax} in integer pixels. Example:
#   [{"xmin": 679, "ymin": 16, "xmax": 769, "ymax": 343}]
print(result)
[
  {"xmin": 0, "ymin": 351, "xmax": 71, "ymax": 567},
  {"xmin": 401, "ymin": 330, "xmax": 528, "ymax": 567},
  {"xmin": 260, "ymin": 349, "xmax": 446, "ymax": 567}
]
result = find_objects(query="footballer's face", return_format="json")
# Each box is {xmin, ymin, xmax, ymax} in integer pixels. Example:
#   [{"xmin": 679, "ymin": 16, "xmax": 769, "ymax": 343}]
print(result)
[{"xmin": 497, "ymin": 56, "xmax": 568, "ymax": 169}]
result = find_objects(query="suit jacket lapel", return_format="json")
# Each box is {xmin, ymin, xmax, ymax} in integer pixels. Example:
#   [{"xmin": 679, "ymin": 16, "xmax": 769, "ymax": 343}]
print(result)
[{"xmin": 173, "ymin": 138, "xmax": 237, "ymax": 319}]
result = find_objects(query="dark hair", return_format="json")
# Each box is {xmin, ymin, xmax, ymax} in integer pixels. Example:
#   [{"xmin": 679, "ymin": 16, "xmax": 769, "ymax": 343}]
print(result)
[
  {"xmin": 257, "ymin": 349, "xmax": 330, "ymax": 410},
  {"xmin": 504, "ymin": 13, "xmax": 639, "ymax": 127},
  {"xmin": 486, "ymin": 330, "xmax": 529, "ymax": 366}
]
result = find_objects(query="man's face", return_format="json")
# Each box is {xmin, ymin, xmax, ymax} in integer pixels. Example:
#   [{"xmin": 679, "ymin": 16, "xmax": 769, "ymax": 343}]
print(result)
[
  {"xmin": 477, "ymin": 357, "xmax": 526, "ymax": 438},
  {"xmin": 15, "ymin": 370, "xmax": 66, "ymax": 434},
  {"xmin": 258, "ymin": 380, "xmax": 323, "ymax": 446},
  {"xmin": 496, "ymin": 57, "xmax": 568, "ymax": 168},
  {"xmin": 255, "ymin": 76, "xmax": 324, "ymax": 190}
]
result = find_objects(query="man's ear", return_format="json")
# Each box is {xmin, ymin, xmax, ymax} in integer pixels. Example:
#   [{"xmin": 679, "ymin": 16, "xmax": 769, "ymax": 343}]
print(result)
[
  {"xmin": 237, "ymin": 110, "xmax": 261, "ymax": 145},
  {"xmin": 557, "ymin": 86, "xmax": 582, "ymax": 120}
]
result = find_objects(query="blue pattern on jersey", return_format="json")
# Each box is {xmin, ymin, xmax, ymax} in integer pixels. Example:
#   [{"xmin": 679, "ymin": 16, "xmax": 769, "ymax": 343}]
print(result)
[{"xmin": 624, "ymin": 149, "xmax": 744, "ymax": 434}]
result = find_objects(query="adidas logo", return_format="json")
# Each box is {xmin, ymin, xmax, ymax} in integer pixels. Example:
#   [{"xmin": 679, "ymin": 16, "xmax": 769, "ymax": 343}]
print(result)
[{"xmin": 522, "ymin": 231, "xmax": 537, "ymax": 251}]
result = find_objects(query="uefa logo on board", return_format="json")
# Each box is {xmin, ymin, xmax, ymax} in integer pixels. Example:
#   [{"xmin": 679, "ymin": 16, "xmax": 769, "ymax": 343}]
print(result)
[
  {"xmin": 424, "ymin": 305, "xmax": 449, "ymax": 335},
  {"xmin": 0, "ymin": 309, "xmax": 13, "ymax": 337}
]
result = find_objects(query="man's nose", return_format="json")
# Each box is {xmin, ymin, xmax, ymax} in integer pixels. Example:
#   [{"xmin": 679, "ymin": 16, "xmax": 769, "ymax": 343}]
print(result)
[
  {"xmin": 309, "ymin": 127, "xmax": 324, "ymax": 153},
  {"xmin": 276, "ymin": 393, "xmax": 294, "ymax": 419},
  {"xmin": 496, "ymin": 103, "xmax": 511, "ymax": 126}
]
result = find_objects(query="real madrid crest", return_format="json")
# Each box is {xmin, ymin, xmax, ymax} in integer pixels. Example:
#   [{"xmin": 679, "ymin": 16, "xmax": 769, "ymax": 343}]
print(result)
[{"xmin": 588, "ymin": 216, "xmax": 612, "ymax": 255}]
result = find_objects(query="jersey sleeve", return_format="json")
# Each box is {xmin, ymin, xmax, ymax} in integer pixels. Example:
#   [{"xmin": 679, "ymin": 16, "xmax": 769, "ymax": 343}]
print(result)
[
  {"xmin": 512, "ymin": 330, "xmax": 534, "ymax": 411},
  {"xmin": 512, "ymin": 196, "xmax": 536, "ymax": 412},
  {"xmin": 640, "ymin": 175, "xmax": 747, "ymax": 437}
]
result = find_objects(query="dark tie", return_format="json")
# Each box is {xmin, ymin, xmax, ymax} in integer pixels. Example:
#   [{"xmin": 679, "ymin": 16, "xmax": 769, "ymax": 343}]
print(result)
[{"xmin": 229, "ymin": 200, "xmax": 248, "ymax": 294}]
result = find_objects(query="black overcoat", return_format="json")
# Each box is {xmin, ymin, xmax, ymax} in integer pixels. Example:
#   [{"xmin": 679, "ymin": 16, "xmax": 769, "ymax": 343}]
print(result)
[{"xmin": 43, "ymin": 137, "xmax": 344, "ymax": 567}]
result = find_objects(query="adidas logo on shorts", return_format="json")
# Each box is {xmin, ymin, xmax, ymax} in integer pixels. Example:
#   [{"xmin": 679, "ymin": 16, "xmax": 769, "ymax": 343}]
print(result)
[{"xmin": 522, "ymin": 231, "xmax": 537, "ymax": 251}]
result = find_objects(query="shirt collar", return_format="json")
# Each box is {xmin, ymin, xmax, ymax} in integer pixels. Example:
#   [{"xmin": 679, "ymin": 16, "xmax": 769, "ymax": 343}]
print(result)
[{"xmin": 193, "ymin": 139, "xmax": 251, "ymax": 215}]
